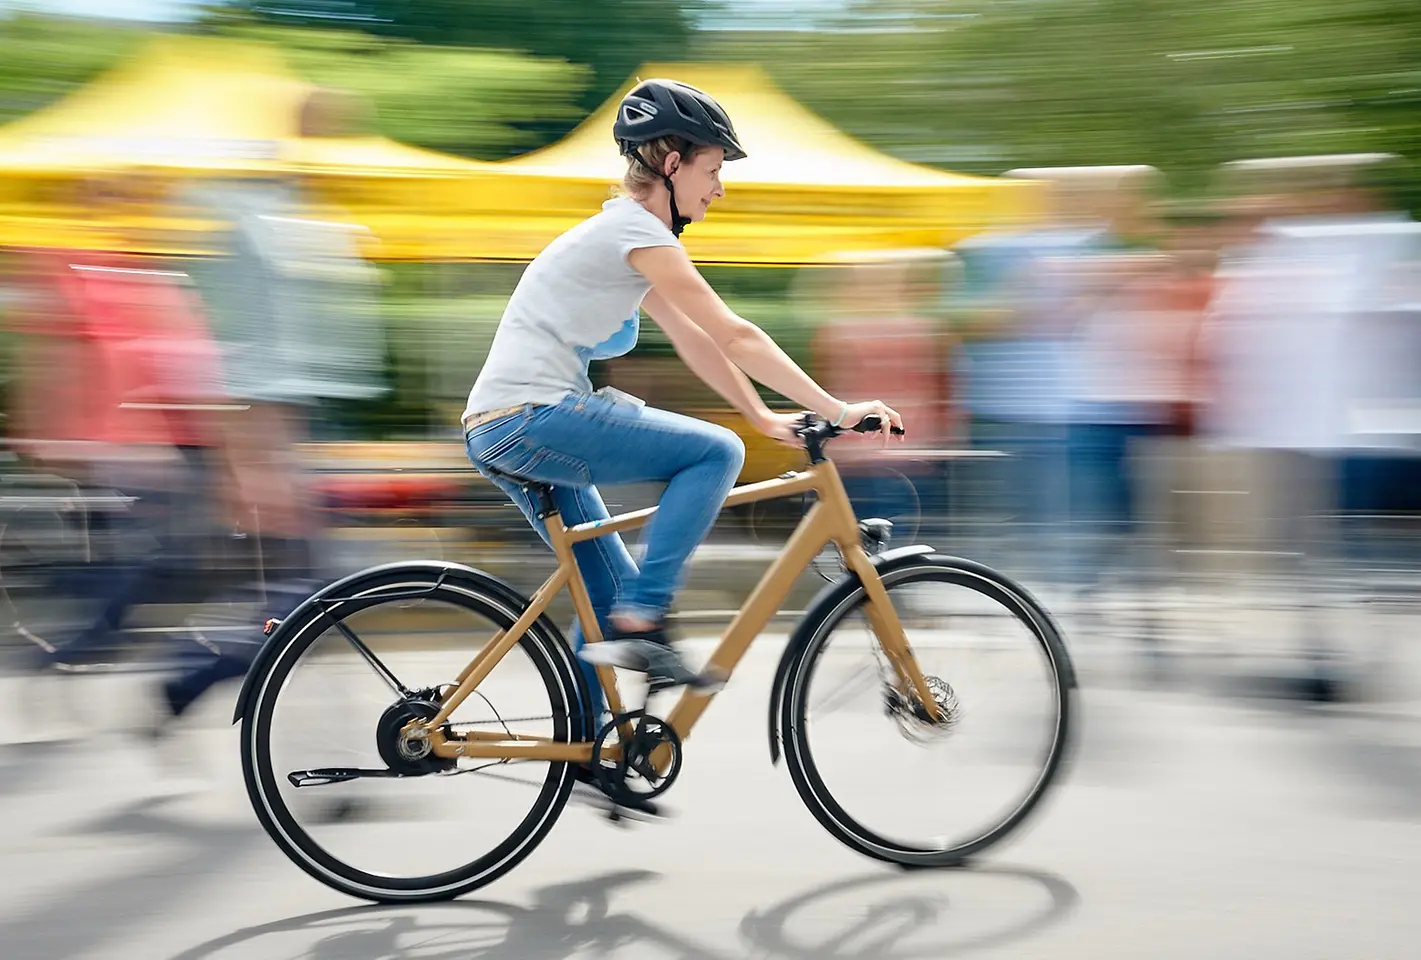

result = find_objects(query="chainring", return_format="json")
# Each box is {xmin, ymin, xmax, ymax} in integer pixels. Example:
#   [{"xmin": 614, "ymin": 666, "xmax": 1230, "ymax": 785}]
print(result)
[{"xmin": 590, "ymin": 709, "xmax": 683, "ymax": 805}]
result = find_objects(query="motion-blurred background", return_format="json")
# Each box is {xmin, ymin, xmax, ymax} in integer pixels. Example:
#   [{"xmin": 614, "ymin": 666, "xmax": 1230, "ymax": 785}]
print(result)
[
  {"xmin": 0, "ymin": 4, "xmax": 1418, "ymax": 956},
  {"xmin": 1, "ymin": 0, "xmax": 1414, "ymax": 690}
]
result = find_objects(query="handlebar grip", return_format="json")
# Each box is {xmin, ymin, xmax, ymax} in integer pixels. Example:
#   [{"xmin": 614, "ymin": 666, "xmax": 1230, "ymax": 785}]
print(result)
[{"xmin": 851, "ymin": 415, "xmax": 905, "ymax": 436}]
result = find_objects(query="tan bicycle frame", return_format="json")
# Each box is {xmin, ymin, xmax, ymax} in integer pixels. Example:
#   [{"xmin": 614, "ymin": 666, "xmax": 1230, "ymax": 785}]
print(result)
[{"xmin": 417, "ymin": 455, "xmax": 942, "ymax": 770}]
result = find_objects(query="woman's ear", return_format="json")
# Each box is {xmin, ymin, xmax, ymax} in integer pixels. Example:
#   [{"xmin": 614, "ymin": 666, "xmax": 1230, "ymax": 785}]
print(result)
[{"xmin": 662, "ymin": 151, "xmax": 682, "ymax": 178}]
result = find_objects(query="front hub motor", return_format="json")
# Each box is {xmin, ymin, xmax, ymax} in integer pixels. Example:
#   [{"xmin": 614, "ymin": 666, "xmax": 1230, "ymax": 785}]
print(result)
[{"xmin": 885, "ymin": 676, "xmax": 961, "ymax": 744}]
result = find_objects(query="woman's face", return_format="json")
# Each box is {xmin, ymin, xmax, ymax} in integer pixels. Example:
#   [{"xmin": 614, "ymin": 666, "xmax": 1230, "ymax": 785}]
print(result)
[{"xmin": 668, "ymin": 147, "xmax": 727, "ymax": 221}]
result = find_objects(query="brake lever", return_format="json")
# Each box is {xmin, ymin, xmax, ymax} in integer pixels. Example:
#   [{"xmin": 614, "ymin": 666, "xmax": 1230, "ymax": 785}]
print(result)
[{"xmin": 851, "ymin": 415, "xmax": 906, "ymax": 436}]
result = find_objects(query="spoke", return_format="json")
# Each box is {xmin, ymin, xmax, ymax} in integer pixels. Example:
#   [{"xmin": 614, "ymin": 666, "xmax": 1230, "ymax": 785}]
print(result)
[{"xmin": 810, "ymin": 662, "xmax": 881, "ymax": 715}]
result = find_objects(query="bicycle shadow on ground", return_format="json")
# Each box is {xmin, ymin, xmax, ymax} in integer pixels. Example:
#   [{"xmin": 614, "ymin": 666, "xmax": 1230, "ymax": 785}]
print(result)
[{"xmin": 167, "ymin": 864, "xmax": 1079, "ymax": 960}]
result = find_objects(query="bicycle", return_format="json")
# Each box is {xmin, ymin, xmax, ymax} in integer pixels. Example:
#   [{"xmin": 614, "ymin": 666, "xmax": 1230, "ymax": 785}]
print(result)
[{"xmin": 234, "ymin": 413, "xmax": 1077, "ymax": 903}]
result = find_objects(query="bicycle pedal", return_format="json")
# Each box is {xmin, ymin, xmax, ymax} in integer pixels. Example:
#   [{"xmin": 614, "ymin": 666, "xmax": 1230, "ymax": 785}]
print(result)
[{"xmin": 600, "ymin": 805, "xmax": 642, "ymax": 829}]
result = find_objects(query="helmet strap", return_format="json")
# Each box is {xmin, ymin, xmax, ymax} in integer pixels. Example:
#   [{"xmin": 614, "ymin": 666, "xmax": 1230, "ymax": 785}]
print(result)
[{"xmin": 663, "ymin": 174, "xmax": 691, "ymax": 238}]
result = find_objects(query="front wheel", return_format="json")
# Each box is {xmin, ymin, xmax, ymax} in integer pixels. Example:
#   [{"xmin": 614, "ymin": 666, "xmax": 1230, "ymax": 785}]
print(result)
[{"xmin": 781, "ymin": 555, "xmax": 1075, "ymax": 868}]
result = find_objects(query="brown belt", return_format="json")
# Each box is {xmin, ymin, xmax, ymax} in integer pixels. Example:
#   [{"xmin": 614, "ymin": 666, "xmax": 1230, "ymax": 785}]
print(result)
[{"xmin": 462, "ymin": 404, "xmax": 528, "ymax": 433}]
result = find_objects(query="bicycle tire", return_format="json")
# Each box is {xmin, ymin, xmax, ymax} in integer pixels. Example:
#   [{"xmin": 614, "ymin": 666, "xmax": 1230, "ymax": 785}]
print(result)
[
  {"xmin": 240, "ymin": 562, "xmax": 587, "ymax": 903},
  {"xmin": 780, "ymin": 554, "xmax": 1075, "ymax": 868}
]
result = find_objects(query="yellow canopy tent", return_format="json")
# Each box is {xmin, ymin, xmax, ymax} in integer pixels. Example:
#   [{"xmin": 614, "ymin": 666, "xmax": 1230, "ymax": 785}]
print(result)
[
  {"xmin": 0, "ymin": 37, "xmax": 305, "ymax": 174},
  {"xmin": 455, "ymin": 63, "xmax": 1044, "ymax": 264},
  {"xmin": 350, "ymin": 64, "xmax": 1043, "ymax": 263},
  {"xmin": 0, "ymin": 35, "xmax": 499, "ymax": 254},
  {"xmin": 0, "ymin": 43, "xmax": 1040, "ymax": 264}
]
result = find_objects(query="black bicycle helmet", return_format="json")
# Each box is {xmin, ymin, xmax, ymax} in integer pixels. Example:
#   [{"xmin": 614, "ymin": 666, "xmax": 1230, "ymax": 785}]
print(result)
[
  {"xmin": 614, "ymin": 78, "xmax": 747, "ymax": 162},
  {"xmin": 614, "ymin": 79, "xmax": 746, "ymax": 237}
]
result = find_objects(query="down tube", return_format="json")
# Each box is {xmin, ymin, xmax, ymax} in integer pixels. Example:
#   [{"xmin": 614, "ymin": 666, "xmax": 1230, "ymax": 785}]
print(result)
[{"xmin": 660, "ymin": 501, "xmax": 833, "ymax": 748}]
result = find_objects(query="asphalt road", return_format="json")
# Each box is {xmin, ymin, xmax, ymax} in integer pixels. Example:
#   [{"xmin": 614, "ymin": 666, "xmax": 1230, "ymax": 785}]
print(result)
[{"xmin": 2, "ymin": 631, "xmax": 1420, "ymax": 960}]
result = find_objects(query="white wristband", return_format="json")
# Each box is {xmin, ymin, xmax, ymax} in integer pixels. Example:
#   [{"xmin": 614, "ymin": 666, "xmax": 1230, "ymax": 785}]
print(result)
[{"xmin": 831, "ymin": 403, "xmax": 849, "ymax": 427}]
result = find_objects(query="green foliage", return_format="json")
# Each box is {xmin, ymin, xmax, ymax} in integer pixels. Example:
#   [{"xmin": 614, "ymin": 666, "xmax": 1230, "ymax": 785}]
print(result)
[
  {"xmin": 0, "ymin": 12, "xmax": 589, "ymax": 161},
  {"xmin": 701, "ymin": 0, "xmax": 1421, "ymax": 205},
  {"xmin": 6, "ymin": 1, "xmax": 1421, "ymax": 438},
  {"xmin": 0, "ymin": 14, "xmax": 143, "ymax": 125},
  {"xmin": 233, "ymin": 0, "xmax": 703, "ymax": 139},
  {"xmin": 8, "ymin": 3, "xmax": 1415, "ymax": 200},
  {"xmin": 219, "ymin": 25, "xmax": 590, "ymax": 158}
]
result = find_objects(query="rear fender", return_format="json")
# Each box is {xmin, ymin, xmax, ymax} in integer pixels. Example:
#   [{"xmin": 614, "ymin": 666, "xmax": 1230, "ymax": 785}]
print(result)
[{"xmin": 230, "ymin": 561, "xmax": 571, "ymax": 725}]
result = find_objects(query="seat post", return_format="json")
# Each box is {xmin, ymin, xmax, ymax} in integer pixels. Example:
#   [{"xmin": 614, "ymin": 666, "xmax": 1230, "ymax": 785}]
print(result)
[
  {"xmin": 520, "ymin": 481, "xmax": 558, "ymax": 522},
  {"xmin": 482, "ymin": 463, "xmax": 559, "ymax": 523}
]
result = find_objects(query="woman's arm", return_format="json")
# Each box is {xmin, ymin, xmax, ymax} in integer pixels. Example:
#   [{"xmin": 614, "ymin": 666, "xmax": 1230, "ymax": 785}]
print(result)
[
  {"xmin": 630, "ymin": 246, "xmax": 843, "ymax": 419},
  {"xmin": 630, "ymin": 245, "xmax": 905, "ymax": 435},
  {"xmin": 640, "ymin": 290, "xmax": 779, "ymax": 431}
]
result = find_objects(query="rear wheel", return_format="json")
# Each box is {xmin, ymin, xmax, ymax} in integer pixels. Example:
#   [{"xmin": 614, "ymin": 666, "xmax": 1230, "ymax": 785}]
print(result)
[
  {"xmin": 240, "ymin": 564, "xmax": 586, "ymax": 902},
  {"xmin": 782, "ymin": 555, "xmax": 1074, "ymax": 867}
]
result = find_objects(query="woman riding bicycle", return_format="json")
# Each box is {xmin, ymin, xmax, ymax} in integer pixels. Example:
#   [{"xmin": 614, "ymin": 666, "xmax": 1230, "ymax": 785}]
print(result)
[
  {"xmin": 239, "ymin": 85, "xmax": 1069, "ymax": 883},
  {"xmin": 463, "ymin": 79, "xmax": 903, "ymax": 696}
]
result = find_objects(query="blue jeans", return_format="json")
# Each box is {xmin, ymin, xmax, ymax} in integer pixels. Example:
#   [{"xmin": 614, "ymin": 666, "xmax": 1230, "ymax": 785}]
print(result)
[{"xmin": 465, "ymin": 394, "xmax": 745, "ymax": 722}]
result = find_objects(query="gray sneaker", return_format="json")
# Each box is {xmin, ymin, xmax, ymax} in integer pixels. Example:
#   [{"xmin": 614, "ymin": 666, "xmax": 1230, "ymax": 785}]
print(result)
[{"xmin": 578, "ymin": 627, "xmax": 725, "ymax": 693}]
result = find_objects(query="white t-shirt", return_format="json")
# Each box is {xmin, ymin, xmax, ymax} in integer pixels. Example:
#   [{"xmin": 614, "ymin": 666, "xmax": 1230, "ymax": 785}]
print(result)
[{"xmin": 463, "ymin": 197, "xmax": 681, "ymax": 419}]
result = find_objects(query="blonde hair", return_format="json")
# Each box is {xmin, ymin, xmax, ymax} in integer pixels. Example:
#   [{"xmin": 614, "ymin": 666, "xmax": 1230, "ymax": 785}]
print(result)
[{"xmin": 620, "ymin": 136, "xmax": 709, "ymax": 197}]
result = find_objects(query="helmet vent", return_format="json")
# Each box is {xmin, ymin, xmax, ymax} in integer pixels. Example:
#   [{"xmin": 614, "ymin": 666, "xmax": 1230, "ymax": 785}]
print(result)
[
  {"xmin": 668, "ymin": 91, "xmax": 698, "ymax": 120},
  {"xmin": 612, "ymin": 77, "xmax": 747, "ymax": 163},
  {"xmin": 620, "ymin": 104, "xmax": 656, "ymax": 126}
]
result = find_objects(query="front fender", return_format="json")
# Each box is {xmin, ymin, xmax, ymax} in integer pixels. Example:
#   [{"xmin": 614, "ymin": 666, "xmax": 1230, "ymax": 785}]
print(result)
[{"xmin": 766, "ymin": 544, "xmax": 935, "ymax": 765}]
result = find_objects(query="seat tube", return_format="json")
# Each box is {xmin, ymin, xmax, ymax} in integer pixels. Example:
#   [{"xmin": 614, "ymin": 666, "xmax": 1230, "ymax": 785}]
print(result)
[{"xmin": 543, "ymin": 510, "xmax": 631, "ymax": 723}]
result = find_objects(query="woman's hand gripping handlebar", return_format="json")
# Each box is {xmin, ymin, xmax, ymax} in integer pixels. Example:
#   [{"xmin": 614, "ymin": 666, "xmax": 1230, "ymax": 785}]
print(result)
[{"xmin": 793, "ymin": 409, "xmax": 905, "ymax": 464}]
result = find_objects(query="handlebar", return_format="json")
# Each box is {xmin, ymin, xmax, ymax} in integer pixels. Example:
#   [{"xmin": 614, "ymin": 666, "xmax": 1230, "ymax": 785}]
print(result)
[{"xmin": 793, "ymin": 411, "xmax": 904, "ymax": 464}]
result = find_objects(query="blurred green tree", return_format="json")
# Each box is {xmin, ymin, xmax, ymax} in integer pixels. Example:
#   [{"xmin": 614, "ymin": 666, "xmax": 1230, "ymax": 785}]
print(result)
[
  {"xmin": 0, "ymin": 10, "xmax": 590, "ymax": 161},
  {"xmin": 221, "ymin": 25, "xmax": 590, "ymax": 158},
  {"xmin": 3, "ymin": 1, "xmax": 1417, "ymax": 198},
  {"xmin": 230, "ymin": 1, "xmax": 706, "ymax": 140},
  {"xmin": 0, "ymin": 14, "xmax": 142, "ymax": 125},
  {"xmin": 701, "ymin": 0, "xmax": 1421, "ymax": 204}
]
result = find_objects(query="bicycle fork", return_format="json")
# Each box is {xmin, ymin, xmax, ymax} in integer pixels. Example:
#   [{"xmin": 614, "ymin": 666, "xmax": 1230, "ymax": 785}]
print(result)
[{"xmin": 816, "ymin": 460, "xmax": 946, "ymax": 725}]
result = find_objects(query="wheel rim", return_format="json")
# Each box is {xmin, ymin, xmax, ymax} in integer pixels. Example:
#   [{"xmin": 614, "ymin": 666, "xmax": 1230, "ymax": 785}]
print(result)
[{"xmin": 789, "ymin": 565, "xmax": 1069, "ymax": 858}]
